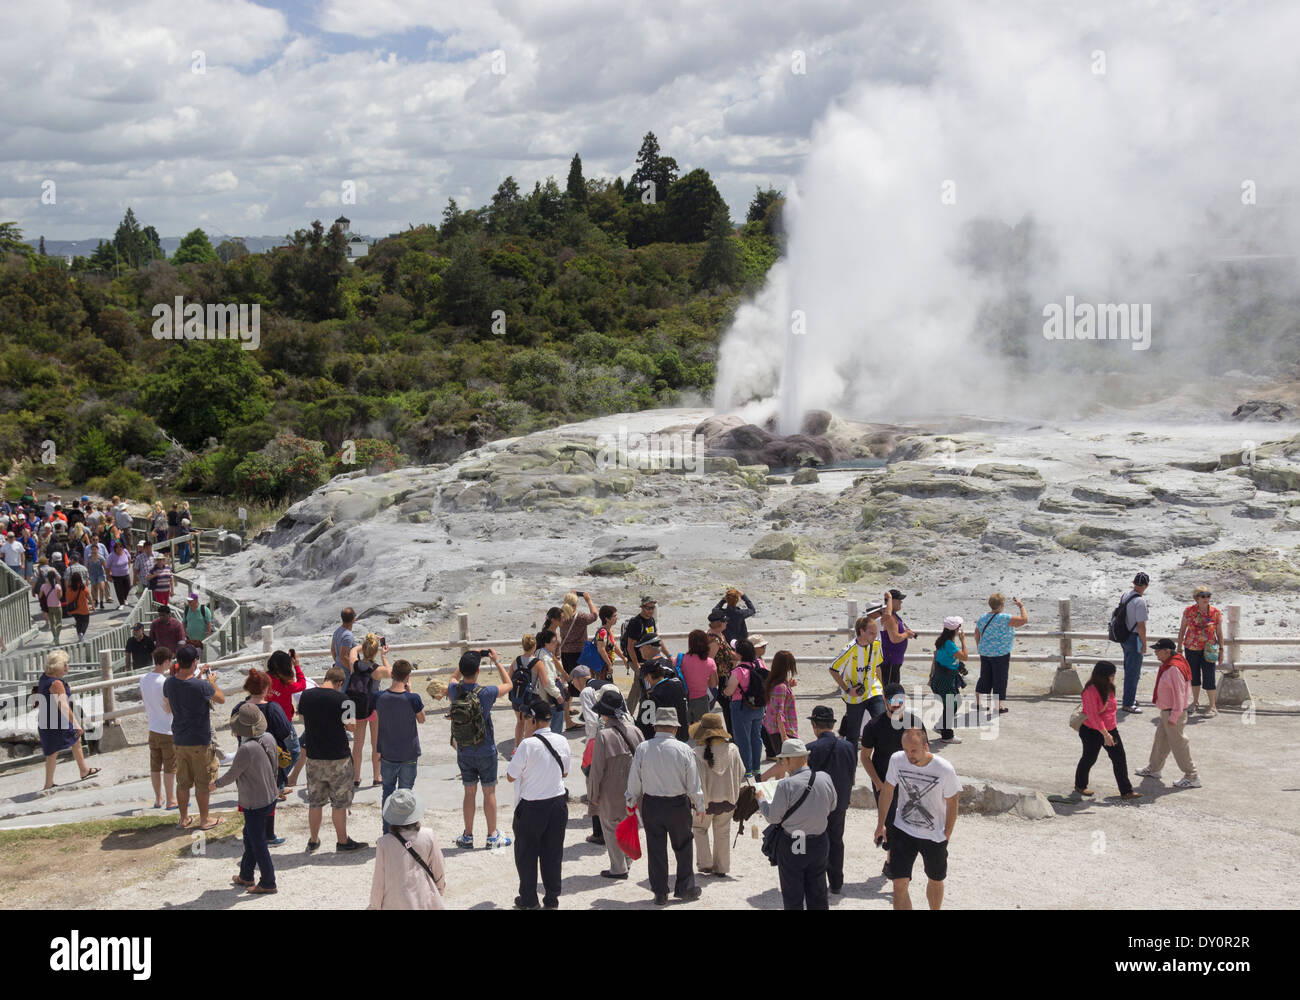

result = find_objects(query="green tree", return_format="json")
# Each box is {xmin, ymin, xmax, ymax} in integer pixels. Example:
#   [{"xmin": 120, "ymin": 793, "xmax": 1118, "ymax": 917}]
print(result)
[
  {"xmin": 140, "ymin": 339, "xmax": 271, "ymax": 449},
  {"xmin": 488, "ymin": 177, "xmax": 523, "ymax": 234},
  {"xmin": 172, "ymin": 228, "xmax": 218, "ymax": 265},
  {"xmin": 215, "ymin": 237, "xmax": 249, "ymax": 262},
  {"xmin": 73, "ymin": 426, "xmax": 123, "ymax": 477},
  {"xmin": 663, "ymin": 169, "xmax": 727, "ymax": 242},
  {"xmin": 627, "ymin": 132, "xmax": 678, "ymax": 205},
  {"xmin": 440, "ymin": 240, "xmax": 492, "ymax": 328},
  {"xmin": 0, "ymin": 222, "xmax": 32, "ymax": 256},
  {"xmin": 693, "ymin": 204, "xmax": 742, "ymax": 290},
  {"xmin": 270, "ymin": 220, "xmax": 348, "ymax": 321},
  {"xmin": 113, "ymin": 208, "xmax": 162, "ymax": 268},
  {"xmin": 746, "ymin": 186, "xmax": 785, "ymax": 238},
  {"xmin": 38, "ymin": 235, "xmax": 46, "ymax": 256},
  {"xmin": 566, "ymin": 154, "xmax": 587, "ymax": 211}
]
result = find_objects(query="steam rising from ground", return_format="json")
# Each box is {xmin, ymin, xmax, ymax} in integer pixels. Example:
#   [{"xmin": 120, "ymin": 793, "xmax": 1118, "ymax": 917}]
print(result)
[{"xmin": 715, "ymin": 1, "xmax": 1300, "ymax": 430}]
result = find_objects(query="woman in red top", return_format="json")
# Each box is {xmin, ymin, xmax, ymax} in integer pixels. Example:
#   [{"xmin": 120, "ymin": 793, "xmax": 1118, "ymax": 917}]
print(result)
[
  {"xmin": 1176, "ymin": 586, "xmax": 1221, "ymax": 718},
  {"xmin": 593, "ymin": 605, "xmax": 622, "ymax": 677},
  {"xmin": 1075, "ymin": 661, "xmax": 1141, "ymax": 799},
  {"xmin": 265, "ymin": 649, "xmax": 306, "ymax": 796}
]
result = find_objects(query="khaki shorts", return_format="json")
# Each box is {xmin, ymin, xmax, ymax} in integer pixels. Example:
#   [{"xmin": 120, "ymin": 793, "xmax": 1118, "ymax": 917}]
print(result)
[
  {"xmin": 175, "ymin": 744, "xmax": 218, "ymax": 792},
  {"xmin": 306, "ymin": 756, "xmax": 354, "ymax": 810},
  {"xmin": 148, "ymin": 731, "xmax": 176, "ymax": 774}
]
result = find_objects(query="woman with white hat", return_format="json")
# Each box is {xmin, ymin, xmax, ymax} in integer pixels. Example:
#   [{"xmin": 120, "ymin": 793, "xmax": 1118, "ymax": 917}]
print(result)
[
  {"xmin": 369, "ymin": 789, "xmax": 447, "ymax": 910},
  {"xmin": 930, "ymin": 617, "xmax": 968, "ymax": 743}
]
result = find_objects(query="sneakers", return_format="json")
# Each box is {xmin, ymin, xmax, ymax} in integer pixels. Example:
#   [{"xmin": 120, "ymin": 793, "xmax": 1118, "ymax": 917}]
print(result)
[
  {"xmin": 653, "ymin": 893, "xmax": 670, "ymax": 906},
  {"xmin": 1122, "ymin": 705, "xmax": 1143, "ymax": 714},
  {"xmin": 600, "ymin": 869, "xmax": 629, "ymax": 880},
  {"xmin": 268, "ymin": 836, "xmax": 286, "ymax": 847},
  {"xmin": 513, "ymin": 896, "xmax": 541, "ymax": 911},
  {"xmin": 485, "ymin": 831, "xmax": 512, "ymax": 849},
  {"xmin": 675, "ymin": 886, "xmax": 702, "ymax": 902},
  {"xmin": 305, "ymin": 840, "xmax": 320, "ymax": 853},
  {"xmin": 1173, "ymin": 776, "xmax": 1202, "ymax": 789},
  {"xmin": 454, "ymin": 833, "xmax": 475, "ymax": 849},
  {"xmin": 337, "ymin": 838, "xmax": 368, "ymax": 852},
  {"xmin": 1204, "ymin": 708, "xmax": 1217, "ymax": 718},
  {"xmin": 1134, "ymin": 767, "xmax": 1161, "ymax": 779}
]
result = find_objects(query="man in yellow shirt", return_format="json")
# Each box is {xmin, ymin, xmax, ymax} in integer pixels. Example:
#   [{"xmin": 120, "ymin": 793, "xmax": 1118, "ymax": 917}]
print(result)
[{"xmin": 828, "ymin": 615, "xmax": 886, "ymax": 746}]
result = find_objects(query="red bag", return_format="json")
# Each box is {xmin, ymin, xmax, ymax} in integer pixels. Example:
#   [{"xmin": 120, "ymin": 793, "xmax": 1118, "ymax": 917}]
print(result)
[
  {"xmin": 615, "ymin": 807, "xmax": 642, "ymax": 860},
  {"xmin": 581, "ymin": 739, "xmax": 595, "ymax": 769}
]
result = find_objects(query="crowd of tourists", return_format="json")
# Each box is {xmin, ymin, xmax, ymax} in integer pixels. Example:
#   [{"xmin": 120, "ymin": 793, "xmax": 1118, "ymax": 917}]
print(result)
[
  {"xmin": 1, "ymin": 490, "xmax": 200, "ymax": 646},
  {"xmin": 27, "ymin": 572, "xmax": 1217, "ymax": 908}
]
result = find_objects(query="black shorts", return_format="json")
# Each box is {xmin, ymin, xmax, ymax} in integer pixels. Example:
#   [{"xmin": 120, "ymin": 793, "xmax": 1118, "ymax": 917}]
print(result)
[{"xmin": 887, "ymin": 826, "xmax": 948, "ymax": 882}]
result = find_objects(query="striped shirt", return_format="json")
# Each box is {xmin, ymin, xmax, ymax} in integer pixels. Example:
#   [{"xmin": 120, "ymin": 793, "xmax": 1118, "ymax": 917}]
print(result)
[{"xmin": 830, "ymin": 639, "xmax": 883, "ymax": 705}]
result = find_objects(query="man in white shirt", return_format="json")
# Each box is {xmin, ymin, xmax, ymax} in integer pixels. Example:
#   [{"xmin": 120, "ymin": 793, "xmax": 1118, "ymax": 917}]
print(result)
[
  {"xmin": 874, "ymin": 728, "xmax": 960, "ymax": 910},
  {"xmin": 138, "ymin": 647, "xmax": 178, "ymax": 809},
  {"xmin": 2, "ymin": 532, "xmax": 24, "ymax": 575},
  {"xmin": 626, "ymin": 706, "xmax": 705, "ymax": 905},
  {"xmin": 506, "ymin": 700, "xmax": 572, "ymax": 910}
]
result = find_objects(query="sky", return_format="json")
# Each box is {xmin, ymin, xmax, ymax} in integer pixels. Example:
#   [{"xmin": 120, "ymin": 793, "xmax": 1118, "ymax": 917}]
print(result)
[{"xmin": 0, "ymin": 0, "xmax": 915, "ymax": 241}]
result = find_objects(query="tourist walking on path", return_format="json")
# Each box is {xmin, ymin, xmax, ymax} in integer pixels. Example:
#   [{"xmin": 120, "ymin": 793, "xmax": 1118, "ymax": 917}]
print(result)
[
  {"xmin": 1116, "ymin": 573, "xmax": 1150, "ymax": 713},
  {"xmin": 108, "ymin": 540, "xmax": 132, "ymax": 607},
  {"xmin": 1075, "ymin": 661, "xmax": 1140, "ymax": 800},
  {"xmin": 974, "ymin": 593, "xmax": 1027, "ymax": 716},
  {"xmin": 930, "ymin": 617, "xmax": 967, "ymax": 743},
  {"xmin": 829, "ymin": 616, "xmax": 885, "ymax": 747},
  {"xmin": 879, "ymin": 588, "xmax": 916, "ymax": 689},
  {"xmin": 139, "ymin": 647, "xmax": 177, "ymax": 808},
  {"xmin": 38, "ymin": 570, "xmax": 63, "ymax": 645},
  {"xmin": 1135, "ymin": 639, "xmax": 1201, "ymax": 788},
  {"xmin": 761, "ymin": 650, "xmax": 799, "ymax": 761},
  {"xmin": 1178, "ymin": 586, "xmax": 1222, "ymax": 717},
  {"xmin": 636, "ymin": 656, "xmax": 690, "ymax": 742},
  {"xmin": 182, "ymin": 592, "xmax": 213, "ymax": 650},
  {"xmin": 626, "ymin": 707, "xmax": 704, "ymax": 905},
  {"xmin": 507, "ymin": 700, "xmax": 572, "ymax": 910},
  {"xmin": 875, "ymin": 729, "xmax": 960, "ymax": 910},
  {"xmin": 346, "ymin": 633, "xmax": 392, "ymax": 787},
  {"xmin": 163, "ymin": 645, "xmax": 226, "ymax": 831},
  {"xmin": 369, "ymin": 790, "xmax": 447, "ymax": 910},
  {"xmin": 689, "ymin": 712, "xmax": 743, "ymax": 878},
  {"xmin": 758, "ymin": 738, "xmax": 838, "ymax": 910},
  {"xmin": 64, "ymin": 571, "xmax": 91, "ymax": 641},
  {"xmin": 374, "ymin": 657, "xmax": 426, "ymax": 834},
  {"xmin": 298, "ymin": 667, "xmax": 366, "ymax": 852},
  {"xmin": 712, "ymin": 588, "xmax": 757, "ymax": 644},
  {"xmin": 36, "ymin": 650, "xmax": 100, "ymax": 790},
  {"xmin": 588, "ymin": 687, "xmax": 645, "ymax": 879},
  {"xmin": 860, "ymin": 684, "xmax": 929, "ymax": 879},
  {"xmin": 446, "ymin": 649, "xmax": 513, "ymax": 849},
  {"xmin": 211, "ymin": 703, "xmax": 279, "ymax": 894},
  {"xmin": 147, "ymin": 553, "xmax": 173, "ymax": 607},
  {"xmin": 622, "ymin": 596, "xmax": 664, "ymax": 706},
  {"xmin": 806, "ymin": 705, "xmax": 857, "ymax": 895},
  {"xmin": 231, "ymin": 668, "xmax": 293, "ymax": 845},
  {"xmin": 678, "ymin": 629, "xmax": 717, "ymax": 725}
]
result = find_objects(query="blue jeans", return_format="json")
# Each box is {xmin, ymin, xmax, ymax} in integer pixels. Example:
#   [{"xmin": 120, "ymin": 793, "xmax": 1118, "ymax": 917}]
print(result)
[
  {"xmin": 731, "ymin": 702, "xmax": 764, "ymax": 775},
  {"xmin": 380, "ymin": 758, "xmax": 418, "ymax": 834},
  {"xmin": 1121, "ymin": 634, "xmax": 1144, "ymax": 708},
  {"xmin": 240, "ymin": 802, "xmax": 276, "ymax": 889},
  {"xmin": 550, "ymin": 704, "xmax": 565, "ymax": 735},
  {"xmin": 280, "ymin": 727, "xmax": 301, "ymax": 790}
]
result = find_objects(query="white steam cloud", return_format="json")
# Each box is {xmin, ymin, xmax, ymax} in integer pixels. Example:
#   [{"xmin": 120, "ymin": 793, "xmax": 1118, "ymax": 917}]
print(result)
[{"xmin": 715, "ymin": 0, "xmax": 1300, "ymax": 430}]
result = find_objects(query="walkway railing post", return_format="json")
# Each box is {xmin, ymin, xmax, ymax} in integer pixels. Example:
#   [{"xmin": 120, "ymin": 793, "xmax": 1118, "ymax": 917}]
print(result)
[
  {"xmin": 1051, "ymin": 598, "xmax": 1083, "ymax": 695},
  {"xmin": 846, "ymin": 599, "xmax": 858, "ymax": 631},
  {"xmin": 458, "ymin": 613, "xmax": 470, "ymax": 656},
  {"xmin": 262, "ymin": 625, "xmax": 274, "ymax": 653},
  {"xmin": 1219, "ymin": 603, "xmax": 1251, "ymax": 707}
]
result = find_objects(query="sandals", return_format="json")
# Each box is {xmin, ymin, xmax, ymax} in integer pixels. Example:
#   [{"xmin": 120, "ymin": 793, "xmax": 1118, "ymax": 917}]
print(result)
[
  {"xmin": 69, "ymin": 767, "xmax": 101, "ymax": 783},
  {"xmin": 197, "ymin": 817, "xmax": 224, "ymax": 831}
]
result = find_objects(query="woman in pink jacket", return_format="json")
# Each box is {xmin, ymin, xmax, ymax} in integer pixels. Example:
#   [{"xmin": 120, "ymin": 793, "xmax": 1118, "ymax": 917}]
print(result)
[{"xmin": 1075, "ymin": 661, "xmax": 1141, "ymax": 799}]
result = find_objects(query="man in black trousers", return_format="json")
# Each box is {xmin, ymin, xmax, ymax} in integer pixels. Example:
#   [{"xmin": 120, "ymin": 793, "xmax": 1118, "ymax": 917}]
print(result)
[
  {"xmin": 506, "ymin": 700, "xmax": 572, "ymax": 910},
  {"xmin": 625, "ymin": 707, "xmax": 704, "ymax": 905},
  {"xmin": 805, "ymin": 706, "xmax": 858, "ymax": 895}
]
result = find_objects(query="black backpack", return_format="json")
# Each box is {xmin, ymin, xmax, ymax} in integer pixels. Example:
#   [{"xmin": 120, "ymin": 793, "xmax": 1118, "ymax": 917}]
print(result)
[
  {"xmin": 740, "ymin": 661, "xmax": 769, "ymax": 709},
  {"xmin": 511, "ymin": 655, "xmax": 538, "ymax": 703},
  {"xmin": 1108, "ymin": 592, "xmax": 1140, "ymax": 643}
]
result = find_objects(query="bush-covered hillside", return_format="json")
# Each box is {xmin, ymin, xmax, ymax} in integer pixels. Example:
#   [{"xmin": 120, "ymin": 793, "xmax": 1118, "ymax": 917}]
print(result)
[{"xmin": 0, "ymin": 134, "xmax": 784, "ymax": 502}]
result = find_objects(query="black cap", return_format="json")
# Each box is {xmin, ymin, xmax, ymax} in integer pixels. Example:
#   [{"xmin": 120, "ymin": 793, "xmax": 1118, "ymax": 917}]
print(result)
[
  {"xmin": 594, "ymin": 687, "xmax": 626, "ymax": 717},
  {"xmin": 889, "ymin": 589, "xmax": 906, "ymax": 601},
  {"xmin": 1134, "ymin": 572, "xmax": 1150, "ymax": 586},
  {"xmin": 1152, "ymin": 637, "xmax": 1176, "ymax": 651},
  {"xmin": 808, "ymin": 705, "xmax": 836, "ymax": 726},
  {"xmin": 176, "ymin": 645, "xmax": 199, "ymax": 664},
  {"xmin": 707, "ymin": 610, "xmax": 728, "ymax": 623},
  {"xmin": 883, "ymin": 682, "xmax": 906, "ymax": 701},
  {"xmin": 525, "ymin": 699, "xmax": 552, "ymax": 722},
  {"xmin": 458, "ymin": 650, "xmax": 484, "ymax": 673}
]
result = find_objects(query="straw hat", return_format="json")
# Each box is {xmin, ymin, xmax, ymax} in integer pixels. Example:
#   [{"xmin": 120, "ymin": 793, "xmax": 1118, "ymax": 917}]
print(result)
[
  {"xmin": 425, "ymin": 678, "xmax": 448, "ymax": 700},
  {"xmin": 689, "ymin": 712, "xmax": 729, "ymax": 743}
]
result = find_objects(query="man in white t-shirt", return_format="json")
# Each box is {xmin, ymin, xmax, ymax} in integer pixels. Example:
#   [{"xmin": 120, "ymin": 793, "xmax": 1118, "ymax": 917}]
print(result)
[
  {"xmin": 2, "ymin": 532, "xmax": 24, "ymax": 574},
  {"xmin": 874, "ymin": 728, "xmax": 960, "ymax": 910},
  {"xmin": 138, "ymin": 647, "xmax": 178, "ymax": 809}
]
